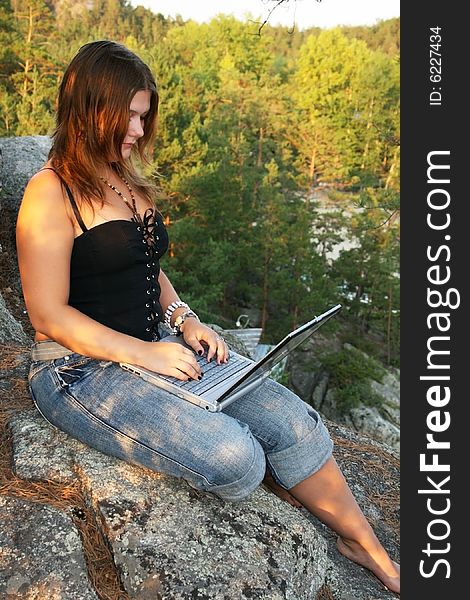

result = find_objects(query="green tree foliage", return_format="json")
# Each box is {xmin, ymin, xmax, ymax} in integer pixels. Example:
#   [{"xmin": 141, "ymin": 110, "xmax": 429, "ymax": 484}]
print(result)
[
  {"xmin": 3, "ymin": 0, "xmax": 60, "ymax": 135},
  {"xmin": 321, "ymin": 345, "xmax": 386, "ymax": 412},
  {"xmin": 0, "ymin": 0, "xmax": 18, "ymax": 133},
  {"xmin": 331, "ymin": 202, "xmax": 400, "ymax": 365},
  {"xmin": 341, "ymin": 18, "xmax": 400, "ymax": 57},
  {"xmin": 290, "ymin": 28, "xmax": 399, "ymax": 191},
  {"xmin": 0, "ymin": 3, "xmax": 400, "ymax": 363},
  {"xmin": 292, "ymin": 29, "xmax": 370, "ymax": 184}
]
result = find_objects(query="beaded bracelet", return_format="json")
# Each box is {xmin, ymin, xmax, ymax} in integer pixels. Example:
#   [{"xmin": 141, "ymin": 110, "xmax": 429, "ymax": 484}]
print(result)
[
  {"xmin": 163, "ymin": 301, "xmax": 190, "ymax": 329},
  {"xmin": 173, "ymin": 309, "xmax": 199, "ymax": 336}
]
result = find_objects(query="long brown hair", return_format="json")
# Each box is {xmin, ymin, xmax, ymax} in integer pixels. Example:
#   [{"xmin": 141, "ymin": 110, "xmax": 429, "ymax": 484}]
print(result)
[{"xmin": 49, "ymin": 40, "xmax": 159, "ymax": 208}]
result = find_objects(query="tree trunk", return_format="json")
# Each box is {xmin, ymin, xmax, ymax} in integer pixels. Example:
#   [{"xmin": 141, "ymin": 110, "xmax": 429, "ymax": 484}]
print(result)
[
  {"xmin": 261, "ymin": 249, "xmax": 270, "ymax": 332},
  {"xmin": 257, "ymin": 126, "xmax": 264, "ymax": 167},
  {"xmin": 385, "ymin": 145, "xmax": 400, "ymax": 190},
  {"xmin": 387, "ymin": 283, "xmax": 392, "ymax": 365},
  {"xmin": 309, "ymin": 131, "xmax": 318, "ymax": 184},
  {"xmin": 360, "ymin": 98, "xmax": 375, "ymax": 170}
]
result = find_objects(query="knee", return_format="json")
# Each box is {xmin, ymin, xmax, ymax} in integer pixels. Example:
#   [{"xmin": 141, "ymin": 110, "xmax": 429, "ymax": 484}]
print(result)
[
  {"xmin": 266, "ymin": 404, "xmax": 333, "ymax": 490},
  {"xmin": 270, "ymin": 403, "xmax": 323, "ymax": 453},
  {"xmin": 205, "ymin": 433, "xmax": 266, "ymax": 502},
  {"xmin": 253, "ymin": 380, "xmax": 329, "ymax": 453}
]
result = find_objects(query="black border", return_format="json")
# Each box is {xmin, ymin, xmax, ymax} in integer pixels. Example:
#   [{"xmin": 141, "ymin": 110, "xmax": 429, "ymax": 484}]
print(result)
[{"xmin": 401, "ymin": 4, "xmax": 465, "ymax": 596}]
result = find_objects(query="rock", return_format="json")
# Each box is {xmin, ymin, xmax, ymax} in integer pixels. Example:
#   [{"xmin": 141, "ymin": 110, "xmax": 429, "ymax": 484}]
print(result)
[
  {"xmin": 288, "ymin": 333, "xmax": 342, "ymax": 403},
  {"xmin": 317, "ymin": 388, "xmax": 351, "ymax": 425},
  {"xmin": 0, "ymin": 291, "xmax": 29, "ymax": 344},
  {"xmin": 370, "ymin": 372, "xmax": 400, "ymax": 426},
  {"xmin": 311, "ymin": 372, "xmax": 329, "ymax": 412},
  {"xmin": 289, "ymin": 358, "xmax": 319, "ymax": 401},
  {"xmin": 288, "ymin": 340, "xmax": 401, "ymax": 453},
  {"xmin": 1, "ymin": 136, "xmax": 51, "ymax": 337},
  {"xmin": 320, "ymin": 374, "xmax": 401, "ymax": 453},
  {"xmin": 11, "ymin": 411, "xmax": 330, "ymax": 599},
  {"xmin": 371, "ymin": 370, "xmax": 400, "ymax": 405},
  {"xmin": 0, "ymin": 135, "xmax": 51, "ymax": 213},
  {"xmin": 316, "ymin": 420, "xmax": 400, "ymax": 599},
  {"xmin": 349, "ymin": 406, "xmax": 400, "ymax": 451},
  {"xmin": 8, "ymin": 403, "xmax": 399, "ymax": 600},
  {"xmin": 0, "ymin": 495, "xmax": 98, "ymax": 599},
  {"xmin": 288, "ymin": 344, "xmax": 323, "ymax": 401},
  {"xmin": 209, "ymin": 323, "xmax": 252, "ymax": 357},
  {"xmin": 95, "ymin": 479, "xmax": 328, "ymax": 600}
]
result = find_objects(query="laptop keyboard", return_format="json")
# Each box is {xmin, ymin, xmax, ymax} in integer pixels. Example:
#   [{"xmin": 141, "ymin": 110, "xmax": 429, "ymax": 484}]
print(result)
[{"xmin": 159, "ymin": 352, "xmax": 249, "ymax": 394}]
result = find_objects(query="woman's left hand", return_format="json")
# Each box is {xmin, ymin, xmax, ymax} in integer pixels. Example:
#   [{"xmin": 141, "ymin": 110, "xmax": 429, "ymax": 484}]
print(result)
[{"xmin": 181, "ymin": 319, "xmax": 229, "ymax": 364}]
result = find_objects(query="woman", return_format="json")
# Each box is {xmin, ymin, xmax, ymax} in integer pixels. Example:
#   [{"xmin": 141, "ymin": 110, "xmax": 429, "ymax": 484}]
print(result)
[{"xmin": 16, "ymin": 40, "xmax": 399, "ymax": 593}]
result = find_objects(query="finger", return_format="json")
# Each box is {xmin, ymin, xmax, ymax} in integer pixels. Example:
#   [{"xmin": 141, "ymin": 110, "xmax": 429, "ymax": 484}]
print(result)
[
  {"xmin": 214, "ymin": 337, "xmax": 223, "ymax": 365},
  {"xmin": 178, "ymin": 357, "xmax": 201, "ymax": 380},
  {"xmin": 220, "ymin": 341, "xmax": 230, "ymax": 364},
  {"xmin": 169, "ymin": 363, "xmax": 200, "ymax": 381},
  {"xmin": 183, "ymin": 334, "xmax": 205, "ymax": 358},
  {"xmin": 169, "ymin": 367, "xmax": 191, "ymax": 381},
  {"xmin": 207, "ymin": 334, "xmax": 226, "ymax": 364},
  {"xmin": 212, "ymin": 334, "xmax": 229, "ymax": 363},
  {"xmin": 206, "ymin": 337, "xmax": 219, "ymax": 363},
  {"xmin": 179, "ymin": 346, "xmax": 204, "ymax": 364},
  {"xmin": 216, "ymin": 338, "xmax": 229, "ymax": 364}
]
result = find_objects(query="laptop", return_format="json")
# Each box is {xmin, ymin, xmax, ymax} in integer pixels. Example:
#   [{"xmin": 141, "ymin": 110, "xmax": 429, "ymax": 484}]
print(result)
[{"xmin": 120, "ymin": 303, "xmax": 342, "ymax": 412}]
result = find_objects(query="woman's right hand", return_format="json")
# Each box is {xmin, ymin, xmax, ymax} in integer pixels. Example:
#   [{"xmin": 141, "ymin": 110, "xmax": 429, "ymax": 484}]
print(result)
[{"xmin": 139, "ymin": 341, "xmax": 202, "ymax": 381}]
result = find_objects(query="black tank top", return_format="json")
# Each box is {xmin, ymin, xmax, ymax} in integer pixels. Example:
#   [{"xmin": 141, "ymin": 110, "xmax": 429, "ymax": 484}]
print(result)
[{"xmin": 42, "ymin": 168, "xmax": 169, "ymax": 341}]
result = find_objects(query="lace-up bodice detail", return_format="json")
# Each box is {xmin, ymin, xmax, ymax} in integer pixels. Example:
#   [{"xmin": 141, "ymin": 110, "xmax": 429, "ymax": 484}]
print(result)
[
  {"xmin": 39, "ymin": 167, "xmax": 169, "ymax": 341},
  {"xmin": 68, "ymin": 211, "xmax": 169, "ymax": 342},
  {"xmin": 132, "ymin": 208, "xmax": 165, "ymax": 340}
]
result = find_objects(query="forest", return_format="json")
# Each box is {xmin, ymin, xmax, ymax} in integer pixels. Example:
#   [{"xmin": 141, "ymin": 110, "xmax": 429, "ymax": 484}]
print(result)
[{"xmin": 0, "ymin": 1, "xmax": 400, "ymax": 365}]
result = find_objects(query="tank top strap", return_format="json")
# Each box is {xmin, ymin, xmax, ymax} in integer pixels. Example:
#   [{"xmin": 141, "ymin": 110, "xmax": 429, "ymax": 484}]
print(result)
[{"xmin": 39, "ymin": 167, "xmax": 88, "ymax": 233}]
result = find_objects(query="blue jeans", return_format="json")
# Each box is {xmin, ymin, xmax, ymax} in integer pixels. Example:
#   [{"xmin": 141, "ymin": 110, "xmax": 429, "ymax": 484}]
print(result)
[{"xmin": 28, "ymin": 348, "xmax": 333, "ymax": 502}]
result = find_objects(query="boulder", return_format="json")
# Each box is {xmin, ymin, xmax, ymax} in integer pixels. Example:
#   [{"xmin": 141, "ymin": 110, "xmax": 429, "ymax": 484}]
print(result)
[
  {"xmin": 1, "ymin": 342, "xmax": 399, "ymax": 599},
  {"xmin": 0, "ymin": 291, "xmax": 28, "ymax": 345},
  {"xmin": 288, "ymin": 335, "xmax": 337, "ymax": 402},
  {"xmin": 1, "ymin": 136, "xmax": 51, "ymax": 338},
  {"xmin": 11, "ymin": 410, "xmax": 330, "ymax": 600},
  {"xmin": 7, "ymin": 401, "xmax": 399, "ymax": 600},
  {"xmin": 0, "ymin": 496, "xmax": 98, "ymax": 600},
  {"xmin": 0, "ymin": 135, "xmax": 51, "ymax": 214}
]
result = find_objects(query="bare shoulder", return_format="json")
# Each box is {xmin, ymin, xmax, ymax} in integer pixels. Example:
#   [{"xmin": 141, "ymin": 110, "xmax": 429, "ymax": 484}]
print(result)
[
  {"xmin": 21, "ymin": 167, "xmax": 65, "ymax": 208},
  {"xmin": 17, "ymin": 167, "xmax": 75, "ymax": 246},
  {"xmin": 17, "ymin": 167, "xmax": 73, "ymax": 232}
]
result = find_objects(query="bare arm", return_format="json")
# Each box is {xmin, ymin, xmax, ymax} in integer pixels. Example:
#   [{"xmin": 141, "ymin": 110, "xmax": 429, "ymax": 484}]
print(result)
[
  {"xmin": 16, "ymin": 170, "xmax": 200, "ymax": 380},
  {"xmin": 158, "ymin": 269, "xmax": 229, "ymax": 363},
  {"xmin": 158, "ymin": 268, "xmax": 182, "ymax": 315}
]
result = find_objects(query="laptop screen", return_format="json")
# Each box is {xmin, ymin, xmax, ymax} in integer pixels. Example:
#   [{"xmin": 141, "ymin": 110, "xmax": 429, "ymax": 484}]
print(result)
[{"xmin": 218, "ymin": 304, "xmax": 342, "ymax": 401}]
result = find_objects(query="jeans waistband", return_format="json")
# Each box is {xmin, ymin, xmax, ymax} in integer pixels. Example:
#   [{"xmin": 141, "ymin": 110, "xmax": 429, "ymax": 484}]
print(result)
[{"xmin": 31, "ymin": 341, "xmax": 74, "ymax": 361}]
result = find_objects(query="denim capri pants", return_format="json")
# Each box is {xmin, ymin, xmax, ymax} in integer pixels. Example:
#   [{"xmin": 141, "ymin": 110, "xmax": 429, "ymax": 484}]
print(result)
[{"xmin": 28, "ymin": 342, "xmax": 333, "ymax": 502}]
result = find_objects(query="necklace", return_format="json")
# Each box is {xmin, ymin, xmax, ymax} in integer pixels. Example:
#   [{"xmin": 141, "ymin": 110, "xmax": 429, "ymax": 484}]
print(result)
[{"xmin": 100, "ymin": 175, "xmax": 143, "ymax": 226}]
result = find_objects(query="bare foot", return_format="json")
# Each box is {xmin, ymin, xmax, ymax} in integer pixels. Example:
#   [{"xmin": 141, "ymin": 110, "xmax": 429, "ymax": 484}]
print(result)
[
  {"xmin": 262, "ymin": 471, "xmax": 304, "ymax": 508},
  {"xmin": 337, "ymin": 536, "xmax": 400, "ymax": 594}
]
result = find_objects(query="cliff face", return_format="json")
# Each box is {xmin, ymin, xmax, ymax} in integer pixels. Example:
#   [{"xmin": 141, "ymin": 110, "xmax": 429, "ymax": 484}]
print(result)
[
  {"xmin": 0, "ymin": 136, "xmax": 399, "ymax": 600},
  {"xmin": 288, "ymin": 338, "xmax": 400, "ymax": 453}
]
